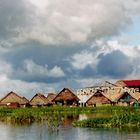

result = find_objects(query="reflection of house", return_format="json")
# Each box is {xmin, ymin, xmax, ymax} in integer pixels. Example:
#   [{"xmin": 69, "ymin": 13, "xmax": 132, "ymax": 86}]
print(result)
[
  {"xmin": 62, "ymin": 115, "xmax": 79, "ymax": 126},
  {"xmin": 30, "ymin": 93, "xmax": 49, "ymax": 107},
  {"xmin": 86, "ymin": 90, "xmax": 112, "ymax": 107},
  {"xmin": 52, "ymin": 88, "xmax": 80, "ymax": 106},
  {"xmin": 0, "ymin": 91, "xmax": 29, "ymax": 108},
  {"xmin": 46, "ymin": 93, "xmax": 56, "ymax": 106},
  {"xmin": 115, "ymin": 80, "xmax": 140, "ymax": 92}
]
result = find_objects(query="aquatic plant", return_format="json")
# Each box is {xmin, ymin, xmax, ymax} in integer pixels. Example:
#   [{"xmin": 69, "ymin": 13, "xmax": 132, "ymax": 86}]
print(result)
[
  {"xmin": 73, "ymin": 111, "xmax": 140, "ymax": 128},
  {"xmin": 0, "ymin": 106, "xmax": 140, "ymax": 127}
]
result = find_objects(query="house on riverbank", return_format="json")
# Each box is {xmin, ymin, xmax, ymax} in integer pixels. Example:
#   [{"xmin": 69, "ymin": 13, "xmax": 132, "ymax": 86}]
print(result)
[
  {"xmin": 84, "ymin": 86, "xmax": 140, "ymax": 107},
  {"xmin": 77, "ymin": 86, "xmax": 124, "ymax": 107},
  {"xmin": 30, "ymin": 93, "xmax": 49, "ymax": 107},
  {"xmin": 0, "ymin": 91, "xmax": 29, "ymax": 108},
  {"xmin": 117, "ymin": 91, "xmax": 140, "ymax": 106},
  {"xmin": 86, "ymin": 90, "xmax": 112, "ymax": 107},
  {"xmin": 0, "ymin": 79, "xmax": 140, "ymax": 108},
  {"xmin": 46, "ymin": 93, "xmax": 56, "ymax": 106},
  {"xmin": 52, "ymin": 88, "xmax": 80, "ymax": 106}
]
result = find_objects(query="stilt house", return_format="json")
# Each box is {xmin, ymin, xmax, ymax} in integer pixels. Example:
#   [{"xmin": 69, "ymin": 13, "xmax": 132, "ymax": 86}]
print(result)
[
  {"xmin": 46, "ymin": 93, "xmax": 56, "ymax": 106},
  {"xmin": 86, "ymin": 90, "xmax": 112, "ymax": 107},
  {"xmin": 52, "ymin": 88, "xmax": 80, "ymax": 106},
  {"xmin": 30, "ymin": 93, "xmax": 49, "ymax": 107},
  {"xmin": 0, "ymin": 91, "xmax": 29, "ymax": 108}
]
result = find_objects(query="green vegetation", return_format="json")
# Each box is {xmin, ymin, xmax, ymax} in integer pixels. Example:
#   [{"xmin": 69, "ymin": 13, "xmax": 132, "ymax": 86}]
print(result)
[
  {"xmin": 0, "ymin": 106, "xmax": 140, "ymax": 129},
  {"xmin": 73, "ymin": 107, "xmax": 140, "ymax": 128}
]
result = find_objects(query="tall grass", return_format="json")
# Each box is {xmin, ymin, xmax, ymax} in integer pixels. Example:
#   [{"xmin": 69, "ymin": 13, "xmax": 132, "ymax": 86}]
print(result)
[
  {"xmin": 0, "ymin": 106, "xmax": 140, "ymax": 127},
  {"xmin": 73, "ymin": 108, "xmax": 140, "ymax": 128}
]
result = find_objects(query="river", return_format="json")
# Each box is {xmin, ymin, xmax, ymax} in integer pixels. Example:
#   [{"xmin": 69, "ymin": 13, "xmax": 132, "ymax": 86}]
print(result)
[{"xmin": 0, "ymin": 114, "xmax": 140, "ymax": 140}]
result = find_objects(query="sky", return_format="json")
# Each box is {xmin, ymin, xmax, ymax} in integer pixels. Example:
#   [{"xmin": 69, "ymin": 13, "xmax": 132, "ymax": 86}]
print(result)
[{"xmin": 0, "ymin": 0, "xmax": 140, "ymax": 98}]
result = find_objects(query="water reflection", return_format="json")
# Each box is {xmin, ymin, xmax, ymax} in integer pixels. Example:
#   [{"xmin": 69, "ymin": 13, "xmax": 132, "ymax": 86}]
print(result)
[
  {"xmin": 79, "ymin": 113, "xmax": 112, "ymax": 121},
  {"xmin": 0, "ymin": 114, "xmax": 140, "ymax": 140}
]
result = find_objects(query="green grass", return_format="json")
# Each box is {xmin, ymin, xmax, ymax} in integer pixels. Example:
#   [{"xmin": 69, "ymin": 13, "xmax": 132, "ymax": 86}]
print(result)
[
  {"xmin": 73, "ymin": 107, "xmax": 140, "ymax": 128},
  {"xmin": 0, "ymin": 106, "xmax": 140, "ymax": 126}
]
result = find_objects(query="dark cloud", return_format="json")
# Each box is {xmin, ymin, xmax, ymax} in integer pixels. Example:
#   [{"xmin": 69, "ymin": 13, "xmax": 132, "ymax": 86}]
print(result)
[
  {"xmin": 74, "ymin": 65, "xmax": 97, "ymax": 78},
  {"xmin": 0, "ymin": 44, "xmax": 86, "ymax": 83},
  {"xmin": 0, "ymin": 0, "xmax": 33, "ymax": 39},
  {"xmin": 2, "ymin": 43, "xmax": 85, "ymax": 67},
  {"xmin": 97, "ymin": 50, "xmax": 133, "ymax": 78}
]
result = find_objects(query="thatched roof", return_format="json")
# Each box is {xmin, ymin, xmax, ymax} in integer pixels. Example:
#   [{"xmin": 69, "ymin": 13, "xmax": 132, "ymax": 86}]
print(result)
[
  {"xmin": 77, "ymin": 88, "xmax": 95, "ymax": 103},
  {"xmin": 52, "ymin": 88, "xmax": 80, "ymax": 101},
  {"xmin": 46, "ymin": 93, "xmax": 56, "ymax": 104},
  {"xmin": 86, "ymin": 91, "xmax": 112, "ymax": 105},
  {"xmin": 22, "ymin": 97, "xmax": 29, "ymax": 103},
  {"xmin": 129, "ymin": 92, "xmax": 140, "ymax": 101},
  {"xmin": 0, "ymin": 91, "xmax": 29, "ymax": 105},
  {"xmin": 102, "ymin": 87, "xmax": 124, "ymax": 102},
  {"xmin": 102, "ymin": 86, "xmax": 140, "ymax": 103},
  {"xmin": 116, "ymin": 92, "xmax": 137, "ymax": 103},
  {"xmin": 30, "ymin": 93, "xmax": 49, "ymax": 106}
]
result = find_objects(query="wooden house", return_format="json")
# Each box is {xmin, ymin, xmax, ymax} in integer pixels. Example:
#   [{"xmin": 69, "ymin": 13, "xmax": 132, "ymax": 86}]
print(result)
[
  {"xmin": 86, "ymin": 90, "xmax": 112, "ymax": 107},
  {"xmin": 22, "ymin": 97, "xmax": 30, "ymax": 104},
  {"xmin": 30, "ymin": 93, "xmax": 49, "ymax": 107},
  {"xmin": 0, "ymin": 91, "xmax": 29, "ymax": 108},
  {"xmin": 129, "ymin": 92, "xmax": 140, "ymax": 106},
  {"xmin": 46, "ymin": 93, "xmax": 56, "ymax": 106},
  {"xmin": 52, "ymin": 88, "xmax": 80, "ymax": 106},
  {"xmin": 103, "ymin": 87, "xmax": 140, "ymax": 106},
  {"xmin": 117, "ymin": 92, "xmax": 139, "ymax": 106}
]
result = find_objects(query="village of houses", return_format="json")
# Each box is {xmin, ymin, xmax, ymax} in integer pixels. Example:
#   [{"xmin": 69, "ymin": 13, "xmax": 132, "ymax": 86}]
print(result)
[{"xmin": 0, "ymin": 80, "xmax": 140, "ymax": 108}]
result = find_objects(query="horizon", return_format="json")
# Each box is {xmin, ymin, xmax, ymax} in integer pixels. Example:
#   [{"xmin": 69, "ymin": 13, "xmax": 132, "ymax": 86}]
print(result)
[{"xmin": 0, "ymin": 79, "xmax": 140, "ymax": 99}]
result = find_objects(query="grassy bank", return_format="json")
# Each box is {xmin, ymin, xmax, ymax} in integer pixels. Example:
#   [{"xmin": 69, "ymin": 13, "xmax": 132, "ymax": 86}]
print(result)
[
  {"xmin": 73, "ymin": 109, "xmax": 140, "ymax": 128},
  {"xmin": 0, "ymin": 106, "xmax": 140, "ymax": 126}
]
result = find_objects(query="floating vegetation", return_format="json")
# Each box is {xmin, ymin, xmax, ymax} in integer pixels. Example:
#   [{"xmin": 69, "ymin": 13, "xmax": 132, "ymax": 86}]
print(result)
[{"xmin": 73, "ymin": 111, "xmax": 140, "ymax": 128}]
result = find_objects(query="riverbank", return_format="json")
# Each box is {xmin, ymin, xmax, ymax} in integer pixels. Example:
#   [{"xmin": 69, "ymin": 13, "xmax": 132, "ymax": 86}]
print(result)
[
  {"xmin": 73, "ymin": 107, "xmax": 140, "ymax": 128},
  {"xmin": 0, "ymin": 106, "xmax": 140, "ymax": 127}
]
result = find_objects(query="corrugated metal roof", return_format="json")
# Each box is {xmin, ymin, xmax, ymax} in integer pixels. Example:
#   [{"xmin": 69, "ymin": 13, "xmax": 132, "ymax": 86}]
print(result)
[{"xmin": 123, "ymin": 80, "xmax": 140, "ymax": 86}]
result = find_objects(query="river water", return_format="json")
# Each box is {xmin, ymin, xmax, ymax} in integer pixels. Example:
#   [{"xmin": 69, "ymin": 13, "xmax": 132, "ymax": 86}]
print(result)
[{"xmin": 1, "ymin": 114, "xmax": 140, "ymax": 140}]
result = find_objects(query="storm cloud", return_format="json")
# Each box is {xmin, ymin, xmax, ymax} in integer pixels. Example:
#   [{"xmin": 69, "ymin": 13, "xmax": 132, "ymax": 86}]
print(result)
[
  {"xmin": 0, "ymin": 0, "xmax": 139, "ymax": 49},
  {"xmin": 97, "ymin": 50, "xmax": 133, "ymax": 78}
]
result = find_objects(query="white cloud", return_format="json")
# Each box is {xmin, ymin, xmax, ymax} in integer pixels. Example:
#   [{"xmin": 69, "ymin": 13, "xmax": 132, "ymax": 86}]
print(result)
[
  {"xmin": 70, "ymin": 39, "xmax": 140, "ymax": 79},
  {"xmin": 0, "ymin": 59, "xmax": 66, "ymax": 99},
  {"xmin": 106, "ymin": 40, "xmax": 136, "ymax": 57},
  {"xmin": 0, "ymin": 0, "xmax": 140, "ymax": 50},
  {"xmin": 71, "ymin": 50, "xmax": 97, "ymax": 69},
  {"xmin": 0, "ymin": 74, "xmax": 55, "ymax": 99},
  {"xmin": 49, "ymin": 65, "xmax": 65, "ymax": 77},
  {"xmin": 2, "ymin": 0, "xmax": 140, "ymax": 48},
  {"xmin": 23, "ymin": 59, "xmax": 65, "ymax": 78}
]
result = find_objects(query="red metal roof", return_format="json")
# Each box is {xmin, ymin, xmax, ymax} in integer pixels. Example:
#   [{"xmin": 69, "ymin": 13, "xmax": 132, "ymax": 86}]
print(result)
[{"xmin": 122, "ymin": 80, "xmax": 140, "ymax": 87}]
